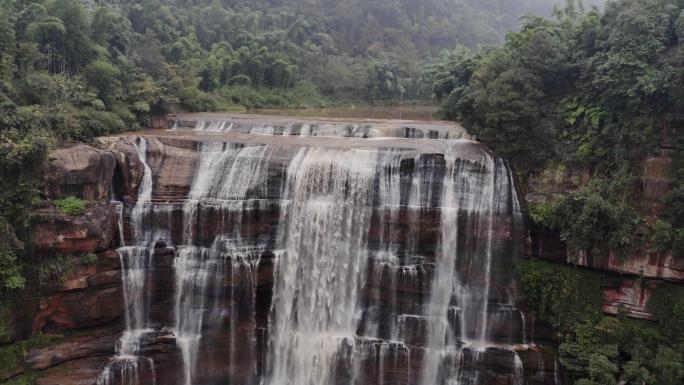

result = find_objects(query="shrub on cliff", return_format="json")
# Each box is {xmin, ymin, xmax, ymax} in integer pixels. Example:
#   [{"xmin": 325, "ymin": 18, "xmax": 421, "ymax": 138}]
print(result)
[
  {"xmin": 54, "ymin": 197, "xmax": 86, "ymax": 216},
  {"xmin": 0, "ymin": 131, "xmax": 52, "ymax": 292},
  {"xmin": 537, "ymin": 176, "xmax": 641, "ymax": 256},
  {"xmin": 0, "ymin": 333, "xmax": 63, "ymax": 379},
  {"xmin": 36, "ymin": 255, "xmax": 78, "ymax": 291},
  {"xmin": 0, "ymin": 242, "xmax": 24, "ymax": 291},
  {"xmin": 517, "ymin": 260, "xmax": 604, "ymax": 334}
]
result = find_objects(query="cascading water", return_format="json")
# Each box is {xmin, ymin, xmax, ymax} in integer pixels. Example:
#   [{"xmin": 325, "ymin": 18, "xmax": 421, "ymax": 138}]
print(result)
[
  {"xmin": 420, "ymin": 151, "xmax": 505, "ymax": 385},
  {"xmin": 100, "ymin": 115, "xmax": 534, "ymax": 385},
  {"xmin": 118, "ymin": 138, "xmax": 154, "ymax": 356},
  {"xmin": 191, "ymin": 119, "xmax": 375, "ymax": 137},
  {"xmin": 174, "ymin": 142, "xmax": 273, "ymax": 385},
  {"xmin": 513, "ymin": 352, "xmax": 524, "ymax": 385},
  {"xmin": 267, "ymin": 147, "xmax": 379, "ymax": 385},
  {"xmin": 112, "ymin": 200, "xmax": 125, "ymax": 247},
  {"xmin": 554, "ymin": 358, "xmax": 561, "ymax": 385},
  {"xmin": 98, "ymin": 138, "xmax": 156, "ymax": 385},
  {"xmin": 171, "ymin": 115, "xmax": 471, "ymax": 140}
]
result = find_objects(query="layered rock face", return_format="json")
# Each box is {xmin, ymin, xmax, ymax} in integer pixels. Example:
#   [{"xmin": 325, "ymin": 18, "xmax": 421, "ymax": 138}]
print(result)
[
  {"xmin": 6, "ymin": 115, "xmax": 562, "ymax": 385},
  {"xmin": 525, "ymin": 155, "xmax": 682, "ymax": 321},
  {"xmin": 1, "ymin": 145, "xmax": 125, "ymax": 385}
]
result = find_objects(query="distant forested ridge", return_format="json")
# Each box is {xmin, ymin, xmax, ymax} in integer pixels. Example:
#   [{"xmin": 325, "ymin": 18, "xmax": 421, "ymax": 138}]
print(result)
[{"xmin": 0, "ymin": 0, "xmax": 581, "ymax": 122}]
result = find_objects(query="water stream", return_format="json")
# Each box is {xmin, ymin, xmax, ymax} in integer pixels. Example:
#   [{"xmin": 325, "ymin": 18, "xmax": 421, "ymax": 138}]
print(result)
[{"xmin": 98, "ymin": 138, "xmax": 156, "ymax": 385}]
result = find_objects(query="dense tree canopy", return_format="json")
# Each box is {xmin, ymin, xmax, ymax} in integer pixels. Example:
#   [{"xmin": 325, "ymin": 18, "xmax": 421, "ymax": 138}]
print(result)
[{"xmin": 425, "ymin": 0, "xmax": 684, "ymax": 254}]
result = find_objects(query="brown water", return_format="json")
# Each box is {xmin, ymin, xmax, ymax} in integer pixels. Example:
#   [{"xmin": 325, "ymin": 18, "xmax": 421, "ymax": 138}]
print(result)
[
  {"xmin": 250, "ymin": 105, "xmax": 438, "ymax": 121},
  {"xmin": 164, "ymin": 112, "xmax": 469, "ymax": 141},
  {"xmin": 121, "ymin": 128, "xmax": 481, "ymax": 156}
]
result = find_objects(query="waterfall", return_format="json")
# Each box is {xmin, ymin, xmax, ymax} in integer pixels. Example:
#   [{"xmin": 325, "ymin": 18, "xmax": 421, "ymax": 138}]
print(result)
[
  {"xmin": 191, "ymin": 119, "xmax": 374, "ymax": 137},
  {"xmin": 267, "ymin": 147, "xmax": 379, "ymax": 385},
  {"xmin": 119, "ymin": 138, "xmax": 154, "ymax": 357},
  {"xmin": 112, "ymin": 200, "xmax": 125, "ymax": 247},
  {"xmin": 520, "ymin": 310, "xmax": 527, "ymax": 343},
  {"xmin": 364, "ymin": 150, "xmax": 404, "ymax": 341},
  {"xmin": 174, "ymin": 240, "xmax": 262, "ymax": 385},
  {"xmin": 420, "ymin": 153, "xmax": 463, "ymax": 385},
  {"xmin": 98, "ymin": 137, "xmax": 156, "ymax": 385},
  {"xmin": 130, "ymin": 138, "xmax": 153, "ymax": 241},
  {"xmin": 554, "ymin": 358, "xmax": 561, "ymax": 385},
  {"xmin": 358, "ymin": 340, "xmax": 411, "ymax": 385},
  {"xmin": 513, "ymin": 351, "xmax": 524, "ymax": 385},
  {"xmin": 101, "ymin": 119, "xmax": 527, "ymax": 385},
  {"xmin": 421, "ymin": 151, "xmax": 522, "ymax": 384},
  {"xmin": 536, "ymin": 350, "xmax": 547, "ymax": 380},
  {"xmin": 174, "ymin": 142, "xmax": 272, "ymax": 385}
]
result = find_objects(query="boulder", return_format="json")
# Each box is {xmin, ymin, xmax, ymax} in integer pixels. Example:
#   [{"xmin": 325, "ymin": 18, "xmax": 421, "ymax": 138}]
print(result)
[
  {"xmin": 144, "ymin": 136, "xmax": 197, "ymax": 201},
  {"xmin": 46, "ymin": 145, "xmax": 116, "ymax": 201}
]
